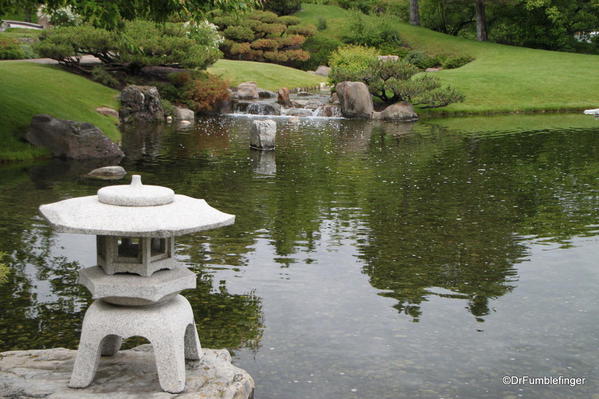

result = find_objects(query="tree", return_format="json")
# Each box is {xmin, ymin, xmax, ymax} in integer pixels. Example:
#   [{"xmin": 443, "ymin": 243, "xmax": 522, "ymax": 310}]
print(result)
[
  {"xmin": 474, "ymin": 0, "xmax": 487, "ymax": 41},
  {"xmin": 409, "ymin": 0, "xmax": 421, "ymax": 25},
  {"xmin": 0, "ymin": 0, "xmax": 262, "ymax": 29}
]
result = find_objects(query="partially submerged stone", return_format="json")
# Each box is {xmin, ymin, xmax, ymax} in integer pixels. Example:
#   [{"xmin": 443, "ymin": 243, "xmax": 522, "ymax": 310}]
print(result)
[
  {"xmin": 250, "ymin": 120, "xmax": 276, "ymax": 151},
  {"xmin": 86, "ymin": 166, "xmax": 127, "ymax": 181},
  {"xmin": 173, "ymin": 107, "xmax": 195, "ymax": 122},
  {"xmin": 0, "ymin": 345, "xmax": 254, "ymax": 399},
  {"xmin": 119, "ymin": 85, "xmax": 165, "ymax": 124},
  {"xmin": 335, "ymin": 81, "xmax": 374, "ymax": 119}
]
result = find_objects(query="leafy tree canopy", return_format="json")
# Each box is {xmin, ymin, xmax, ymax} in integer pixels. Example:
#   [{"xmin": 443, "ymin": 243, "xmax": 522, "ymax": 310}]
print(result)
[{"xmin": 0, "ymin": 0, "xmax": 263, "ymax": 28}]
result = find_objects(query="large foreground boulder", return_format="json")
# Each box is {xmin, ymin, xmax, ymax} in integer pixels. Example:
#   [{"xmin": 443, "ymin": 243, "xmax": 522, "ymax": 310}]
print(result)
[
  {"xmin": 0, "ymin": 344, "xmax": 254, "ymax": 399},
  {"xmin": 335, "ymin": 81, "xmax": 374, "ymax": 119},
  {"xmin": 119, "ymin": 85, "xmax": 164, "ymax": 124},
  {"xmin": 373, "ymin": 102, "xmax": 419, "ymax": 122},
  {"xmin": 25, "ymin": 115, "xmax": 124, "ymax": 160}
]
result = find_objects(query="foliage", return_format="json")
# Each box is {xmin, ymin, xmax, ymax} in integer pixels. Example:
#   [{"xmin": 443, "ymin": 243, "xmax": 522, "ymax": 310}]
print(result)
[
  {"xmin": 169, "ymin": 71, "xmax": 230, "ymax": 114},
  {"xmin": 330, "ymin": 50, "xmax": 464, "ymax": 107},
  {"xmin": 342, "ymin": 12, "xmax": 404, "ymax": 55},
  {"xmin": 295, "ymin": 34, "xmax": 342, "ymax": 70},
  {"xmin": 160, "ymin": 98, "xmax": 176, "ymax": 117},
  {"xmin": 328, "ymin": 45, "xmax": 380, "ymax": 82},
  {"xmin": 0, "ymin": 37, "xmax": 25, "ymax": 60},
  {"xmin": 211, "ymin": 10, "xmax": 316, "ymax": 66},
  {"xmin": 263, "ymin": 0, "xmax": 302, "ymax": 15},
  {"xmin": 441, "ymin": 54, "xmax": 473, "ymax": 69},
  {"xmin": 90, "ymin": 65, "xmax": 120, "ymax": 88},
  {"xmin": 36, "ymin": 20, "xmax": 222, "ymax": 71},
  {"xmin": 0, "ymin": 252, "xmax": 9, "ymax": 285},
  {"xmin": 404, "ymin": 50, "xmax": 440, "ymax": 69},
  {"xmin": 0, "ymin": 0, "xmax": 263, "ymax": 29}
]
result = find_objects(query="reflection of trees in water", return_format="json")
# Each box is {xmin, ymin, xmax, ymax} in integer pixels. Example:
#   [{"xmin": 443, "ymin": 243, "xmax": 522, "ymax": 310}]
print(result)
[
  {"xmin": 357, "ymin": 126, "xmax": 599, "ymax": 321},
  {"xmin": 2, "ymin": 119, "xmax": 599, "ymax": 348},
  {"xmin": 0, "ymin": 168, "xmax": 264, "ymax": 352}
]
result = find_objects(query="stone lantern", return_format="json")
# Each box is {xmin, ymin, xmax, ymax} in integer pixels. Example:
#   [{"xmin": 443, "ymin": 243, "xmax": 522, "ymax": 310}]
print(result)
[{"xmin": 39, "ymin": 175, "xmax": 235, "ymax": 393}]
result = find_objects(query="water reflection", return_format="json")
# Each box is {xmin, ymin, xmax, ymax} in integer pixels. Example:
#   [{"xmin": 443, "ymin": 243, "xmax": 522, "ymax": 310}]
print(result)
[{"xmin": 1, "ymin": 115, "xmax": 599, "ymax": 398}]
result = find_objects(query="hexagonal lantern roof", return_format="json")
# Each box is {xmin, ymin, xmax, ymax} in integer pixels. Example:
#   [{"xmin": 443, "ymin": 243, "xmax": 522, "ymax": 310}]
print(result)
[{"xmin": 39, "ymin": 175, "xmax": 235, "ymax": 237}]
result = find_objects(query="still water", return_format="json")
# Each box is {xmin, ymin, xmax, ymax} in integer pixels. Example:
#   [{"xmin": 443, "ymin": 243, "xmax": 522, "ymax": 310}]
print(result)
[{"xmin": 1, "ymin": 115, "xmax": 599, "ymax": 398}]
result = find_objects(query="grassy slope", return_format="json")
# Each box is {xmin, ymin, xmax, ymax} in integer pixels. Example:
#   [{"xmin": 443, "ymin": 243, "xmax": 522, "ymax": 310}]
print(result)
[
  {"xmin": 0, "ymin": 62, "xmax": 119, "ymax": 161},
  {"xmin": 209, "ymin": 59, "xmax": 325, "ymax": 90},
  {"xmin": 296, "ymin": 4, "xmax": 599, "ymax": 115}
]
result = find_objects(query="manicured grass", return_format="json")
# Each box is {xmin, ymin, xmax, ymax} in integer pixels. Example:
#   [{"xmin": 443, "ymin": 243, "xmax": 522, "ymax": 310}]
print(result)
[
  {"xmin": 0, "ymin": 62, "xmax": 119, "ymax": 161},
  {"xmin": 296, "ymin": 4, "xmax": 599, "ymax": 115},
  {"xmin": 209, "ymin": 59, "xmax": 325, "ymax": 91}
]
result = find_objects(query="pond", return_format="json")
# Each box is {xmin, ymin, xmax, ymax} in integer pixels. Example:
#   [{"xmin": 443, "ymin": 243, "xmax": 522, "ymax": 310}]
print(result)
[{"xmin": 1, "ymin": 114, "xmax": 599, "ymax": 399}]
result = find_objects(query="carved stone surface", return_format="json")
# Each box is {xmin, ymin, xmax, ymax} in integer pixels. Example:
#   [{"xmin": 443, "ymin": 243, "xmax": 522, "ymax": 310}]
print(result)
[
  {"xmin": 78, "ymin": 266, "xmax": 195, "ymax": 306},
  {"xmin": 68, "ymin": 295, "xmax": 200, "ymax": 393}
]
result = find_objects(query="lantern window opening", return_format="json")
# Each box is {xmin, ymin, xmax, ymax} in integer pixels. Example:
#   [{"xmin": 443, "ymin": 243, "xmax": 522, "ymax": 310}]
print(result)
[{"xmin": 116, "ymin": 237, "xmax": 142, "ymax": 263}]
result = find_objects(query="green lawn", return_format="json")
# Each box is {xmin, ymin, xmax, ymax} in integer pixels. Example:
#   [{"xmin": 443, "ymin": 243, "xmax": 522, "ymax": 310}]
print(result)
[
  {"xmin": 296, "ymin": 4, "xmax": 599, "ymax": 115},
  {"xmin": 209, "ymin": 59, "xmax": 325, "ymax": 91},
  {"xmin": 0, "ymin": 62, "xmax": 119, "ymax": 161}
]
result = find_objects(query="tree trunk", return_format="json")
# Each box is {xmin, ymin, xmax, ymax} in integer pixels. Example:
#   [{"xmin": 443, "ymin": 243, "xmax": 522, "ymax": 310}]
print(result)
[
  {"xmin": 474, "ymin": 0, "xmax": 488, "ymax": 41},
  {"xmin": 409, "ymin": 0, "xmax": 420, "ymax": 26}
]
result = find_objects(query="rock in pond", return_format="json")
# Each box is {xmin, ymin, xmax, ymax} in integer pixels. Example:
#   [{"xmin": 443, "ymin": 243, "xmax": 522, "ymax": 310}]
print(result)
[
  {"xmin": 247, "ymin": 102, "xmax": 281, "ymax": 116},
  {"xmin": 250, "ymin": 120, "xmax": 276, "ymax": 151},
  {"xmin": 25, "ymin": 114, "xmax": 124, "ymax": 160},
  {"xmin": 173, "ymin": 106, "xmax": 195, "ymax": 122},
  {"xmin": 335, "ymin": 81, "xmax": 374, "ymax": 119},
  {"xmin": 86, "ymin": 166, "xmax": 127, "ymax": 180},
  {"xmin": 277, "ymin": 87, "xmax": 292, "ymax": 107},
  {"xmin": 373, "ymin": 102, "xmax": 419, "ymax": 122},
  {"xmin": 258, "ymin": 89, "xmax": 277, "ymax": 99},
  {"xmin": 236, "ymin": 82, "xmax": 259, "ymax": 100},
  {"xmin": 119, "ymin": 85, "xmax": 165, "ymax": 124},
  {"xmin": 0, "ymin": 344, "xmax": 254, "ymax": 399}
]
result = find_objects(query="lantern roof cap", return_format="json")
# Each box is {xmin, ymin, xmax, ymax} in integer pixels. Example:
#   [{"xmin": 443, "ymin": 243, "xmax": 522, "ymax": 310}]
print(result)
[{"xmin": 39, "ymin": 175, "xmax": 235, "ymax": 237}]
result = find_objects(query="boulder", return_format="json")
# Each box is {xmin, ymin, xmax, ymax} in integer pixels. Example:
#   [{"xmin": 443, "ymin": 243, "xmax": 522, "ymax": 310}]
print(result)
[
  {"xmin": 86, "ymin": 166, "xmax": 127, "ymax": 180},
  {"xmin": 314, "ymin": 65, "xmax": 331, "ymax": 77},
  {"xmin": 246, "ymin": 102, "xmax": 281, "ymax": 116},
  {"xmin": 258, "ymin": 89, "xmax": 277, "ymax": 99},
  {"xmin": 374, "ymin": 102, "xmax": 419, "ymax": 122},
  {"xmin": 250, "ymin": 120, "xmax": 276, "ymax": 150},
  {"xmin": 25, "ymin": 114, "xmax": 124, "ymax": 160},
  {"xmin": 277, "ymin": 87, "xmax": 292, "ymax": 107},
  {"xmin": 425, "ymin": 67, "xmax": 443, "ymax": 72},
  {"xmin": 119, "ymin": 85, "xmax": 164, "ymax": 124},
  {"xmin": 95, "ymin": 107, "xmax": 119, "ymax": 118},
  {"xmin": 335, "ymin": 81, "xmax": 374, "ymax": 119},
  {"xmin": 0, "ymin": 345, "xmax": 254, "ymax": 399},
  {"xmin": 173, "ymin": 106, "xmax": 195, "ymax": 122},
  {"xmin": 236, "ymin": 82, "xmax": 259, "ymax": 100}
]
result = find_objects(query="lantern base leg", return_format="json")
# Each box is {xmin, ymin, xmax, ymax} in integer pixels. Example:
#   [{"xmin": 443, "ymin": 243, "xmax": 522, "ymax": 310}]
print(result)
[{"xmin": 68, "ymin": 295, "xmax": 202, "ymax": 394}]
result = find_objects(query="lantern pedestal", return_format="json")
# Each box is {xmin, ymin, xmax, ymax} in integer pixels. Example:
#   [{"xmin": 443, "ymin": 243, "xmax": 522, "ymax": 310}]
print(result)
[{"xmin": 69, "ymin": 295, "xmax": 201, "ymax": 393}]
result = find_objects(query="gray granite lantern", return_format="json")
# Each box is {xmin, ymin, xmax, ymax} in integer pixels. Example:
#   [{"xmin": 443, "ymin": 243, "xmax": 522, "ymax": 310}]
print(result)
[{"xmin": 39, "ymin": 175, "xmax": 235, "ymax": 393}]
